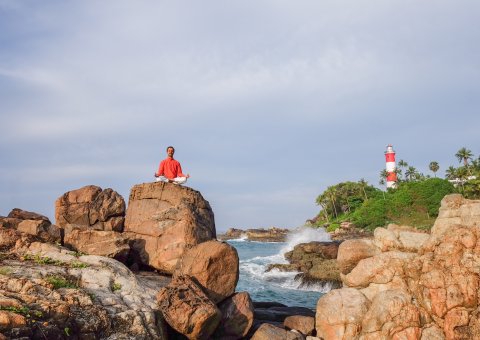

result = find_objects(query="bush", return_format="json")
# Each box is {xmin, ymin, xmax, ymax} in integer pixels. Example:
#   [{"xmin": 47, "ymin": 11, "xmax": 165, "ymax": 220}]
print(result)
[{"xmin": 350, "ymin": 178, "xmax": 454, "ymax": 230}]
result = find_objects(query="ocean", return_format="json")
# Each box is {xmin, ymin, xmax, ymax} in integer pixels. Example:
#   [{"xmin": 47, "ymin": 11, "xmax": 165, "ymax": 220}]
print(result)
[{"xmin": 227, "ymin": 227, "xmax": 335, "ymax": 310}]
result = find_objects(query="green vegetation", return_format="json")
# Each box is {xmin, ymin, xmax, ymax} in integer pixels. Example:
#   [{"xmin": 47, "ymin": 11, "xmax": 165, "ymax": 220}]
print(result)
[
  {"xmin": 45, "ymin": 275, "xmax": 78, "ymax": 289},
  {"xmin": 314, "ymin": 147, "xmax": 480, "ymax": 230},
  {"xmin": 0, "ymin": 305, "xmax": 30, "ymax": 316},
  {"xmin": 70, "ymin": 261, "xmax": 89, "ymax": 269},
  {"xmin": 352, "ymin": 178, "xmax": 455, "ymax": 229},
  {"xmin": 111, "ymin": 282, "xmax": 122, "ymax": 292},
  {"xmin": 315, "ymin": 178, "xmax": 455, "ymax": 230},
  {"xmin": 0, "ymin": 267, "xmax": 12, "ymax": 275},
  {"xmin": 22, "ymin": 254, "xmax": 89, "ymax": 269}
]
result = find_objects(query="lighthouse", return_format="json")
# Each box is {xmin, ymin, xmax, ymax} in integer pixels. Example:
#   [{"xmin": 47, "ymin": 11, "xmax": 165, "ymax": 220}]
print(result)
[{"xmin": 385, "ymin": 144, "xmax": 397, "ymax": 188}]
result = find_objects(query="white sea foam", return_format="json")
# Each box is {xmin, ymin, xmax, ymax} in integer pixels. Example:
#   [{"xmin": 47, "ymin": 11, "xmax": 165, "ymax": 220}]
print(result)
[
  {"xmin": 225, "ymin": 234, "xmax": 248, "ymax": 242},
  {"xmin": 279, "ymin": 226, "xmax": 331, "ymax": 254},
  {"xmin": 239, "ymin": 226, "xmax": 335, "ymax": 292}
]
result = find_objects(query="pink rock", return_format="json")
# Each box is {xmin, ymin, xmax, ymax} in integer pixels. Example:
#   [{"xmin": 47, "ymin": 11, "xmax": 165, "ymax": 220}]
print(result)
[
  {"xmin": 174, "ymin": 240, "xmax": 239, "ymax": 303},
  {"xmin": 213, "ymin": 292, "xmax": 254, "ymax": 339},
  {"xmin": 156, "ymin": 275, "xmax": 221, "ymax": 340},
  {"xmin": 124, "ymin": 182, "xmax": 215, "ymax": 273}
]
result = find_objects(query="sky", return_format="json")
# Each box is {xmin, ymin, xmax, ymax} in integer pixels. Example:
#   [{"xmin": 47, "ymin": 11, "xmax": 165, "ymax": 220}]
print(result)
[{"xmin": 1, "ymin": 1, "xmax": 479, "ymax": 232}]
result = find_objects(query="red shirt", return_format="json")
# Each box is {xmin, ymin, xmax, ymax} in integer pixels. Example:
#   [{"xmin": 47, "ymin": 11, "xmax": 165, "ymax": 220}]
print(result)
[{"xmin": 157, "ymin": 158, "xmax": 185, "ymax": 179}]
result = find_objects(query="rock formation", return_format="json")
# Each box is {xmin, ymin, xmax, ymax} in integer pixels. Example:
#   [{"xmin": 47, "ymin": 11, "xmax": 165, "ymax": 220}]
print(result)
[
  {"xmin": 213, "ymin": 292, "xmax": 255, "ymax": 339},
  {"xmin": 55, "ymin": 185, "xmax": 125, "ymax": 232},
  {"xmin": 0, "ymin": 232, "xmax": 168, "ymax": 339},
  {"xmin": 174, "ymin": 239, "xmax": 239, "ymax": 303},
  {"xmin": 267, "ymin": 241, "xmax": 342, "ymax": 288},
  {"xmin": 218, "ymin": 227, "xmax": 290, "ymax": 242},
  {"xmin": 1, "ymin": 182, "xmax": 259, "ymax": 340},
  {"xmin": 316, "ymin": 194, "xmax": 480, "ymax": 339},
  {"xmin": 124, "ymin": 182, "xmax": 216, "ymax": 273},
  {"xmin": 1, "ymin": 209, "xmax": 61, "ymax": 244},
  {"xmin": 55, "ymin": 185, "xmax": 128, "ymax": 259},
  {"xmin": 156, "ymin": 275, "xmax": 221, "ymax": 340}
]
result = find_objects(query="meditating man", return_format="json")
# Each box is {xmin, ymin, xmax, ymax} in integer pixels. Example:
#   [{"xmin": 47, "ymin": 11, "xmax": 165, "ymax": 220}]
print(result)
[{"xmin": 154, "ymin": 146, "xmax": 190, "ymax": 184}]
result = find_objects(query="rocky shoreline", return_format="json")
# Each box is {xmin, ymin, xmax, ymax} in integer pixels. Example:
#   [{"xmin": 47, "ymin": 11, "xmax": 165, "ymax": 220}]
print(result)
[
  {"xmin": 217, "ymin": 227, "xmax": 290, "ymax": 242},
  {"xmin": 1, "ymin": 183, "xmax": 480, "ymax": 339},
  {"xmin": 0, "ymin": 183, "xmax": 320, "ymax": 339}
]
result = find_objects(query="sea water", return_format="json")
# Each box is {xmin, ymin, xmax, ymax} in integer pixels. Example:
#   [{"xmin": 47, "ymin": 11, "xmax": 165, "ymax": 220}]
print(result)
[{"xmin": 227, "ymin": 227, "xmax": 334, "ymax": 310}]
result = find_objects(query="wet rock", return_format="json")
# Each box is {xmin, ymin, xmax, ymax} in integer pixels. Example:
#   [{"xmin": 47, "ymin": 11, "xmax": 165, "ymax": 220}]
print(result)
[{"xmin": 254, "ymin": 306, "xmax": 315, "ymax": 323}]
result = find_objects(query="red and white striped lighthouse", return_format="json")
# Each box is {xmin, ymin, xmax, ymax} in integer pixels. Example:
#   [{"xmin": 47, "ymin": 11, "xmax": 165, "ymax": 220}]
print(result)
[{"xmin": 385, "ymin": 144, "xmax": 397, "ymax": 188}]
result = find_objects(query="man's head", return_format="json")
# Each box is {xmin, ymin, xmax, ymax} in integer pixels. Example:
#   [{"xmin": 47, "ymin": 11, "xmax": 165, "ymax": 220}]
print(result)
[{"xmin": 166, "ymin": 146, "xmax": 175, "ymax": 158}]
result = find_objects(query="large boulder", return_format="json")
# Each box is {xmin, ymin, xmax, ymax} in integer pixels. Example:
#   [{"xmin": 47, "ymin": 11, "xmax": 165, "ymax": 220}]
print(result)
[
  {"xmin": 250, "ymin": 323, "xmax": 304, "ymax": 340},
  {"xmin": 432, "ymin": 194, "xmax": 480, "ymax": 238},
  {"xmin": 336, "ymin": 238, "xmax": 379, "ymax": 275},
  {"xmin": 124, "ymin": 182, "xmax": 216, "ymax": 273},
  {"xmin": 341, "ymin": 251, "xmax": 415, "ymax": 289},
  {"xmin": 360, "ymin": 290, "xmax": 421, "ymax": 339},
  {"xmin": 213, "ymin": 292, "xmax": 255, "ymax": 339},
  {"xmin": 284, "ymin": 315, "xmax": 315, "ymax": 336},
  {"xmin": 55, "ymin": 186, "xmax": 125, "ymax": 232},
  {"xmin": 156, "ymin": 275, "xmax": 221, "ymax": 340},
  {"xmin": 174, "ymin": 240, "xmax": 239, "ymax": 303},
  {"xmin": 64, "ymin": 229, "xmax": 130, "ymax": 262},
  {"xmin": 374, "ymin": 224, "xmax": 429, "ymax": 253},
  {"xmin": 2, "ymin": 209, "xmax": 61, "ymax": 243},
  {"xmin": 316, "ymin": 288, "xmax": 370, "ymax": 340}
]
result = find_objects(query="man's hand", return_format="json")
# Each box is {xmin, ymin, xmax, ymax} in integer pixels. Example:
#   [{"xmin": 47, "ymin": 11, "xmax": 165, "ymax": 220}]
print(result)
[
  {"xmin": 154, "ymin": 173, "xmax": 159, "ymax": 177},
  {"xmin": 186, "ymin": 174, "xmax": 190, "ymax": 178}
]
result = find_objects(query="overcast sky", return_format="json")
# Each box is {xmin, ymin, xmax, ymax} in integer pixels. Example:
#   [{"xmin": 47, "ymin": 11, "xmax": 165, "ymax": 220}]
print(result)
[{"xmin": 1, "ymin": 1, "xmax": 479, "ymax": 232}]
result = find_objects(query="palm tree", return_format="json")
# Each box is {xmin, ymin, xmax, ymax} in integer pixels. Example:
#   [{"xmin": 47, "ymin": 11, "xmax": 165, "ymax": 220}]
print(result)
[
  {"xmin": 445, "ymin": 166, "xmax": 457, "ymax": 180},
  {"xmin": 405, "ymin": 166, "xmax": 417, "ymax": 181},
  {"xmin": 358, "ymin": 178, "xmax": 369, "ymax": 200},
  {"xmin": 380, "ymin": 169, "xmax": 389, "ymax": 183},
  {"xmin": 455, "ymin": 147, "xmax": 473, "ymax": 166},
  {"xmin": 429, "ymin": 161, "xmax": 440, "ymax": 177},
  {"xmin": 398, "ymin": 160, "xmax": 408, "ymax": 168},
  {"xmin": 397, "ymin": 160, "xmax": 408, "ymax": 181}
]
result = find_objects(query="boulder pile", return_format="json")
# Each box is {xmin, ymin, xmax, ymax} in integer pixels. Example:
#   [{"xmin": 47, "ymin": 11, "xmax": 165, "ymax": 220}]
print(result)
[
  {"xmin": 315, "ymin": 194, "xmax": 480, "ymax": 339},
  {"xmin": 0, "ymin": 182, "xmax": 260, "ymax": 339}
]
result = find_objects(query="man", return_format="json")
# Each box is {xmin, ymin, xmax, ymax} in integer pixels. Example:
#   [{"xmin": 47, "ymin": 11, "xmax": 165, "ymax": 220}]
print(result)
[{"xmin": 154, "ymin": 146, "xmax": 190, "ymax": 184}]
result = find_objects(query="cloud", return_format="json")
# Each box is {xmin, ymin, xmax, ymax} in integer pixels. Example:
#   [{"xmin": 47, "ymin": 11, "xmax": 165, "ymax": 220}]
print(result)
[{"xmin": 0, "ymin": 1, "xmax": 479, "ymax": 229}]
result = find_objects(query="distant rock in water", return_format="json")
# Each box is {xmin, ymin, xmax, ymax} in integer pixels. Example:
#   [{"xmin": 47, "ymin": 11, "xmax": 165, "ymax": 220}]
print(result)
[
  {"xmin": 124, "ymin": 182, "xmax": 216, "ymax": 274},
  {"xmin": 218, "ymin": 226, "xmax": 290, "ymax": 242},
  {"xmin": 266, "ymin": 241, "xmax": 343, "ymax": 288}
]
